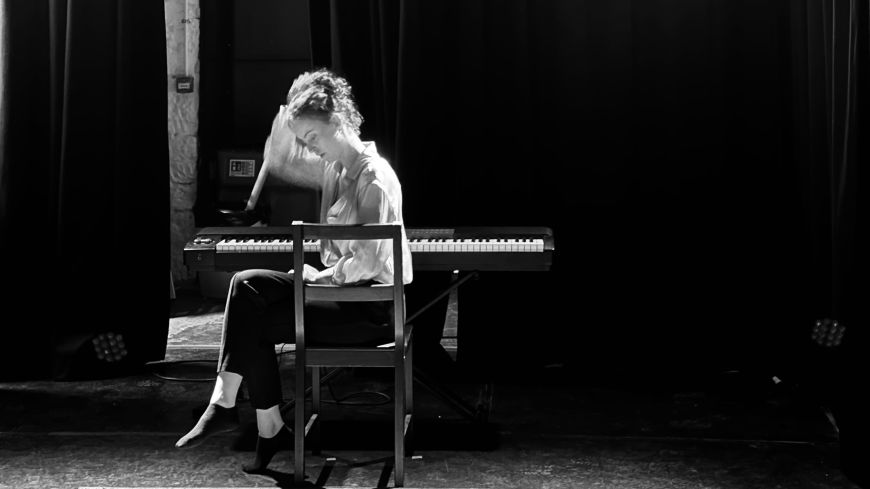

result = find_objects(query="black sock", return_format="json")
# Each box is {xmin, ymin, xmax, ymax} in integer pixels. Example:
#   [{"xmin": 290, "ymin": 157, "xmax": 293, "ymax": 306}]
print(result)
[
  {"xmin": 242, "ymin": 425, "xmax": 294, "ymax": 473},
  {"xmin": 175, "ymin": 404, "xmax": 240, "ymax": 448}
]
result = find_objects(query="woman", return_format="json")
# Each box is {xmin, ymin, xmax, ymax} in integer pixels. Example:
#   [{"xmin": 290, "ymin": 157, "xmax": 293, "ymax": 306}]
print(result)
[{"xmin": 174, "ymin": 68, "xmax": 413, "ymax": 473}]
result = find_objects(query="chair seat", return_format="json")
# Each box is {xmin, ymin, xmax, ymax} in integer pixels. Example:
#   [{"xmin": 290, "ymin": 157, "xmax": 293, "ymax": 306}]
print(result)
[{"xmin": 305, "ymin": 283, "xmax": 396, "ymax": 302}]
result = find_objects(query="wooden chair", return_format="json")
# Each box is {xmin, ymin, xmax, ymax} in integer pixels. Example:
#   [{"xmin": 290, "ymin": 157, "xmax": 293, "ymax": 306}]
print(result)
[{"xmin": 291, "ymin": 221, "xmax": 413, "ymax": 487}]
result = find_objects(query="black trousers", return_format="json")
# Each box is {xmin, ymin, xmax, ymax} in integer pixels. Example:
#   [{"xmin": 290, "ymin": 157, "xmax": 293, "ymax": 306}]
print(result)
[{"xmin": 217, "ymin": 269, "xmax": 393, "ymax": 409}]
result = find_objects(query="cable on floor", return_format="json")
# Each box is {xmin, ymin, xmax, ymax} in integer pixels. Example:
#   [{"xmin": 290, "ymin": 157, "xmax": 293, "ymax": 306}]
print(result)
[
  {"xmin": 146, "ymin": 359, "xmax": 218, "ymax": 382},
  {"xmin": 324, "ymin": 378, "xmax": 392, "ymax": 406}
]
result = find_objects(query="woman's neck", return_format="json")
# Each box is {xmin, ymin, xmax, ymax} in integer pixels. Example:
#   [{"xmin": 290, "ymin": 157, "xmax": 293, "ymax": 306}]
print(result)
[{"xmin": 337, "ymin": 133, "xmax": 366, "ymax": 173}]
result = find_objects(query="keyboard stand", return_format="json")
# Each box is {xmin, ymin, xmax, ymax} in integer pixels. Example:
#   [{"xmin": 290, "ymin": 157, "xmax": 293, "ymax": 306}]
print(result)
[{"xmin": 407, "ymin": 270, "xmax": 494, "ymax": 424}]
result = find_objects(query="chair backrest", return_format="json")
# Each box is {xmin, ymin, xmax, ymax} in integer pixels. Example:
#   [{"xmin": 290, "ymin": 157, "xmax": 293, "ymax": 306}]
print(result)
[{"xmin": 291, "ymin": 220, "xmax": 406, "ymax": 357}]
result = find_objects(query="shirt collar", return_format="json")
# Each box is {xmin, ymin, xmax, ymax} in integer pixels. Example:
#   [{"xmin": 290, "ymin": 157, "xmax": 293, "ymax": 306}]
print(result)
[{"xmin": 342, "ymin": 141, "xmax": 377, "ymax": 181}]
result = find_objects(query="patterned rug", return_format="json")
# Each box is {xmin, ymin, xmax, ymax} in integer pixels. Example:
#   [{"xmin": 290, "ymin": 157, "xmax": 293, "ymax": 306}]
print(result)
[
  {"xmin": 167, "ymin": 310, "xmax": 224, "ymax": 348},
  {"xmin": 166, "ymin": 289, "xmax": 226, "ymax": 360}
]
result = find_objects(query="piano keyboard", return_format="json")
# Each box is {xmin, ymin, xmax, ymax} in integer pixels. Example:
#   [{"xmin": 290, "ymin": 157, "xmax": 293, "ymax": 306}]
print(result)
[
  {"xmin": 186, "ymin": 226, "xmax": 554, "ymax": 272},
  {"xmin": 214, "ymin": 238, "xmax": 546, "ymax": 254}
]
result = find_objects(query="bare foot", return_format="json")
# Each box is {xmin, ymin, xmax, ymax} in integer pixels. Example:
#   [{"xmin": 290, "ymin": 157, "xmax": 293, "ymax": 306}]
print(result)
[{"xmin": 175, "ymin": 404, "xmax": 240, "ymax": 448}]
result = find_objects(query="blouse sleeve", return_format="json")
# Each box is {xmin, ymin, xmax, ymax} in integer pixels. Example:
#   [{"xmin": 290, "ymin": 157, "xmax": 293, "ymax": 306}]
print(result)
[{"xmin": 330, "ymin": 180, "xmax": 396, "ymax": 285}]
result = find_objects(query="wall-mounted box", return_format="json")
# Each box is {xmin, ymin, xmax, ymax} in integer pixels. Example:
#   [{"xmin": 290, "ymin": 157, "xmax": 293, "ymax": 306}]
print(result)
[
  {"xmin": 215, "ymin": 149, "xmax": 320, "ymax": 224},
  {"xmin": 175, "ymin": 76, "xmax": 194, "ymax": 93}
]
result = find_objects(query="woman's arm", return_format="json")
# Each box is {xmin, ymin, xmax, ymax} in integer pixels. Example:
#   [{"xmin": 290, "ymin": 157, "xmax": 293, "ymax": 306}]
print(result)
[
  {"xmin": 246, "ymin": 107, "xmax": 324, "ymax": 210},
  {"xmin": 328, "ymin": 181, "xmax": 395, "ymax": 285}
]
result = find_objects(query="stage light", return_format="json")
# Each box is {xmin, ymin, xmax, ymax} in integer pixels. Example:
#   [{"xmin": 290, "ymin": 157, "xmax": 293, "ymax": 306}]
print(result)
[
  {"xmin": 91, "ymin": 332, "xmax": 128, "ymax": 363},
  {"xmin": 812, "ymin": 318, "xmax": 845, "ymax": 348}
]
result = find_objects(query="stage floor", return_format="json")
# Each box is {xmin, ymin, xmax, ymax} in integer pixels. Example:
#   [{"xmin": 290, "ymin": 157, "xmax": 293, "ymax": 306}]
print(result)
[{"xmin": 0, "ymin": 286, "xmax": 861, "ymax": 489}]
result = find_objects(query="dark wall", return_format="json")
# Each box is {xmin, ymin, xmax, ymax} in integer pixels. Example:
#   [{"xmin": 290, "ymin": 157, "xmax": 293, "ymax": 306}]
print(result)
[{"xmin": 197, "ymin": 0, "xmax": 312, "ymax": 224}]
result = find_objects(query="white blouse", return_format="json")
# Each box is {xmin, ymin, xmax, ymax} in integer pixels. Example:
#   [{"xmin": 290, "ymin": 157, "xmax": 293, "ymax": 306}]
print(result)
[{"xmin": 269, "ymin": 134, "xmax": 413, "ymax": 286}]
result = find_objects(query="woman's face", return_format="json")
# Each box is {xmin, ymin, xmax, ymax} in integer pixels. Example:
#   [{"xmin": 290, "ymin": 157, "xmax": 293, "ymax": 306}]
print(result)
[{"xmin": 289, "ymin": 115, "xmax": 344, "ymax": 163}]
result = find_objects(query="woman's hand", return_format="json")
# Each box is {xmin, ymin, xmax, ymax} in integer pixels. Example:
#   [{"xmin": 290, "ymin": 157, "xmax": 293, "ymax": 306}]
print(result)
[
  {"xmin": 310, "ymin": 267, "xmax": 335, "ymax": 285},
  {"xmin": 266, "ymin": 105, "xmax": 298, "ymax": 163},
  {"xmin": 262, "ymin": 105, "xmax": 324, "ymax": 189},
  {"xmin": 288, "ymin": 264, "xmax": 334, "ymax": 285},
  {"xmin": 301, "ymin": 264, "xmax": 319, "ymax": 283}
]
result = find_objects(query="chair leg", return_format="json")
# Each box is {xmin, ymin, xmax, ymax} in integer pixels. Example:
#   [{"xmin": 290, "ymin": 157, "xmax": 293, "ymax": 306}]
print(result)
[
  {"xmin": 405, "ymin": 344, "xmax": 414, "ymax": 412},
  {"xmin": 405, "ymin": 345, "xmax": 414, "ymax": 456},
  {"xmin": 394, "ymin": 364, "xmax": 405, "ymax": 487},
  {"xmin": 294, "ymin": 363, "xmax": 306, "ymax": 485},
  {"xmin": 311, "ymin": 367, "xmax": 321, "ymax": 455}
]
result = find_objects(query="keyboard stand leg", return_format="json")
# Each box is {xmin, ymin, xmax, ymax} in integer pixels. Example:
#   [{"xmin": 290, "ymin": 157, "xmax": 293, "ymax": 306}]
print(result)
[
  {"xmin": 413, "ymin": 366, "xmax": 485, "ymax": 423},
  {"xmin": 405, "ymin": 271, "xmax": 478, "ymax": 325},
  {"xmin": 407, "ymin": 270, "xmax": 493, "ymax": 424}
]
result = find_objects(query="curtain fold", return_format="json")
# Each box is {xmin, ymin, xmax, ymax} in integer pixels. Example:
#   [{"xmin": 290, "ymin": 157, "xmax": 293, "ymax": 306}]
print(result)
[
  {"xmin": 0, "ymin": 0, "xmax": 169, "ymax": 380},
  {"xmin": 0, "ymin": 0, "xmax": 8, "ymax": 243},
  {"xmin": 789, "ymin": 1, "xmax": 869, "ymax": 483},
  {"xmin": 789, "ymin": 0, "xmax": 868, "ymax": 328},
  {"xmin": 310, "ymin": 0, "xmax": 402, "ymax": 165}
]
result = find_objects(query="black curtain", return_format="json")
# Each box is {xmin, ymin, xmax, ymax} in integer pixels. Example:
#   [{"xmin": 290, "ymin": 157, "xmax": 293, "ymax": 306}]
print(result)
[
  {"xmin": 789, "ymin": 0, "xmax": 869, "ymax": 484},
  {"xmin": 0, "ymin": 0, "xmax": 169, "ymax": 380},
  {"xmin": 312, "ymin": 0, "xmax": 868, "ymax": 385},
  {"xmin": 311, "ymin": 1, "xmax": 803, "ymax": 375},
  {"xmin": 790, "ymin": 0, "xmax": 869, "ymax": 337},
  {"xmin": 310, "ymin": 0, "xmax": 402, "ymax": 165},
  {"xmin": 313, "ymin": 2, "xmax": 870, "ymax": 480}
]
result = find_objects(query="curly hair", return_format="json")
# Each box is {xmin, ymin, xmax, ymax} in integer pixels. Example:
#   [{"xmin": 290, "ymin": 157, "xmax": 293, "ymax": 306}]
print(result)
[{"xmin": 285, "ymin": 68, "xmax": 363, "ymax": 136}]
